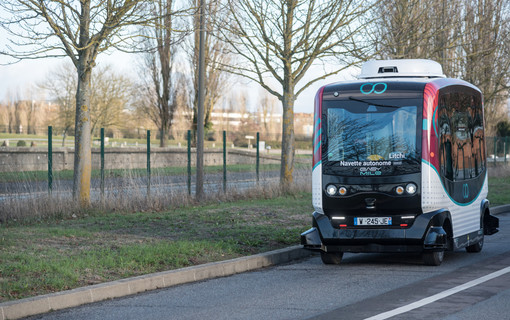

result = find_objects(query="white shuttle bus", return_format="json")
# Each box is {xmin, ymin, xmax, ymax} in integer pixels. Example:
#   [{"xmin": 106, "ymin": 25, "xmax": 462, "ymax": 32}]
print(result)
[{"xmin": 301, "ymin": 59, "xmax": 499, "ymax": 266}]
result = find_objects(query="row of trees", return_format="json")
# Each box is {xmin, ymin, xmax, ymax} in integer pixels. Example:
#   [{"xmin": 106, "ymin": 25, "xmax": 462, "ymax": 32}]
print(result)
[
  {"xmin": 374, "ymin": 0, "xmax": 510, "ymax": 135},
  {"xmin": 0, "ymin": 80, "xmax": 284, "ymax": 145},
  {"xmin": 1, "ymin": 0, "xmax": 509, "ymax": 205}
]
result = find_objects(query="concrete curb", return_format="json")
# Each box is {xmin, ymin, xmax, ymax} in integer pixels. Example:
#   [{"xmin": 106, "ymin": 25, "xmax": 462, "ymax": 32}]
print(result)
[
  {"xmin": 0, "ymin": 245, "xmax": 314, "ymax": 320},
  {"xmin": 491, "ymin": 204, "xmax": 510, "ymax": 215}
]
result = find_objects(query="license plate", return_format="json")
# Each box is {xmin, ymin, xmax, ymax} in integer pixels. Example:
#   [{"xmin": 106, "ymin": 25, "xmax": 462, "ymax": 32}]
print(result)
[{"xmin": 355, "ymin": 217, "xmax": 392, "ymax": 226}]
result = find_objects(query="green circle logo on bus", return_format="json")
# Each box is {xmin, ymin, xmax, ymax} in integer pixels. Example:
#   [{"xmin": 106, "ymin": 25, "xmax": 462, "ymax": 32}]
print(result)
[{"xmin": 360, "ymin": 82, "xmax": 387, "ymax": 94}]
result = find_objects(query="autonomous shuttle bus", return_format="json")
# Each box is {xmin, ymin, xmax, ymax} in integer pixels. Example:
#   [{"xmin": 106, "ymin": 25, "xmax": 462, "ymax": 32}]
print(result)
[{"xmin": 301, "ymin": 59, "xmax": 499, "ymax": 266}]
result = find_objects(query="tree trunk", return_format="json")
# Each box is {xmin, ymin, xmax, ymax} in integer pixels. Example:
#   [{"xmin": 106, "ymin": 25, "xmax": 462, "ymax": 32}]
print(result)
[
  {"xmin": 160, "ymin": 126, "xmax": 167, "ymax": 147},
  {"xmin": 73, "ymin": 59, "xmax": 92, "ymax": 207},
  {"xmin": 62, "ymin": 128, "xmax": 68, "ymax": 147},
  {"xmin": 280, "ymin": 84, "xmax": 295, "ymax": 190}
]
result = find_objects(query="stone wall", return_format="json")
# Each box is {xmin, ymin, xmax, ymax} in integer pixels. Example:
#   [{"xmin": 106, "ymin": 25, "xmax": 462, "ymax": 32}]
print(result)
[{"xmin": 0, "ymin": 147, "xmax": 283, "ymax": 172}]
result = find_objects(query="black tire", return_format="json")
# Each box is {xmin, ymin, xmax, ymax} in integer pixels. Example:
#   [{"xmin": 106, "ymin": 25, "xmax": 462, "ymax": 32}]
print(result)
[
  {"xmin": 320, "ymin": 251, "xmax": 344, "ymax": 265},
  {"xmin": 466, "ymin": 235, "xmax": 484, "ymax": 253},
  {"xmin": 466, "ymin": 215, "xmax": 485, "ymax": 253},
  {"xmin": 422, "ymin": 250, "xmax": 444, "ymax": 266}
]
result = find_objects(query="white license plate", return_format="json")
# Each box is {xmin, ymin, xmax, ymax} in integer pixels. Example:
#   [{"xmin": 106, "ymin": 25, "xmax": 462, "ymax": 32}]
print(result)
[{"xmin": 355, "ymin": 217, "xmax": 392, "ymax": 226}]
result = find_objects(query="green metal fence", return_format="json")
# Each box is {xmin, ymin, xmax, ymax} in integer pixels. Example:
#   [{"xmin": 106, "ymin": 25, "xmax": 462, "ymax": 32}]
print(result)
[
  {"xmin": 486, "ymin": 136, "xmax": 510, "ymax": 164},
  {"xmin": 33, "ymin": 127, "xmax": 310, "ymax": 199}
]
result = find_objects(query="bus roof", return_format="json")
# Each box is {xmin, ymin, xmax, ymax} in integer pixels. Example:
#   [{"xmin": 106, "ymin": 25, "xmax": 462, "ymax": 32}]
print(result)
[{"xmin": 359, "ymin": 59, "xmax": 446, "ymax": 79}]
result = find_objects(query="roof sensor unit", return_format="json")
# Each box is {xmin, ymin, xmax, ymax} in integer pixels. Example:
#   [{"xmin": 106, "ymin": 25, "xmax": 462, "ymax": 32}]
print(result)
[
  {"xmin": 378, "ymin": 66, "xmax": 398, "ymax": 74},
  {"xmin": 359, "ymin": 59, "xmax": 446, "ymax": 79}
]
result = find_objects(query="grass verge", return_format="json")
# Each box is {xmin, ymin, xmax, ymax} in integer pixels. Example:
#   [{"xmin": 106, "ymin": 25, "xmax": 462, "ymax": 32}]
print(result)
[
  {"xmin": 0, "ymin": 192, "xmax": 312, "ymax": 302},
  {"xmin": 488, "ymin": 176, "xmax": 510, "ymax": 206}
]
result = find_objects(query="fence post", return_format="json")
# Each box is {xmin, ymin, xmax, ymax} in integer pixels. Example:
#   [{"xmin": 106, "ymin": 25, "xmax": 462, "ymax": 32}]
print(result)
[
  {"xmin": 48, "ymin": 126, "xmax": 52, "ymax": 195},
  {"xmin": 187, "ymin": 129, "xmax": 191, "ymax": 195},
  {"xmin": 494, "ymin": 136, "xmax": 497, "ymax": 165},
  {"xmin": 100, "ymin": 128, "xmax": 105, "ymax": 200},
  {"xmin": 147, "ymin": 130, "xmax": 151, "ymax": 198},
  {"xmin": 223, "ymin": 130, "xmax": 227, "ymax": 193},
  {"xmin": 256, "ymin": 132, "xmax": 260, "ymax": 185},
  {"xmin": 504, "ymin": 137, "xmax": 508, "ymax": 164}
]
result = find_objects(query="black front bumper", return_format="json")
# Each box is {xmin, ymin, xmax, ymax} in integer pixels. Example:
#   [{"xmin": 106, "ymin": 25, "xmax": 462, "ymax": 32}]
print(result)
[{"xmin": 301, "ymin": 210, "xmax": 448, "ymax": 253}]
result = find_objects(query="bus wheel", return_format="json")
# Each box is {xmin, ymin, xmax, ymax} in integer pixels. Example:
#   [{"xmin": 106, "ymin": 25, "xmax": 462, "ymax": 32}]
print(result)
[
  {"xmin": 422, "ymin": 250, "xmax": 444, "ymax": 266},
  {"xmin": 320, "ymin": 251, "xmax": 344, "ymax": 265},
  {"xmin": 466, "ymin": 236, "xmax": 484, "ymax": 253}
]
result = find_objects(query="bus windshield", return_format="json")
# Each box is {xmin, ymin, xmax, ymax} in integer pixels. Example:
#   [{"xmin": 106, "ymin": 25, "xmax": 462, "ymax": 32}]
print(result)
[{"xmin": 325, "ymin": 100, "xmax": 421, "ymax": 175}]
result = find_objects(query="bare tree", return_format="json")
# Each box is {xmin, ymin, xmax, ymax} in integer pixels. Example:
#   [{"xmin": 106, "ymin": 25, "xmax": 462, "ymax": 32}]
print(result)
[
  {"xmin": 90, "ymin": 65, "xmax": 132, "ymax": 134},
  {"xmin": 373, "ymin": 0, "xmax": 510, "ymax": 134},
  {"xmin": 228, "ymin": 90, "xmax": 258, "ymax": 145},
  {"xmin": 40, "ymin": 63, "xmax": 76, "ymax": 146},
  {"xmin": 1, "ymin": 0, "xmax": 155, "ymax": 206},
  {"xmin": 373, "ymin": 0, "xmax": 429, "ymax": 59},
  {"xmin": 373, "ymin": 0, "xmax": 464, "ymax": 76},
  {"xmin": 0, "ymin": 103, "xmax": 6, "ymax": 132},
  {"xmin": 138, "ymin": 0, "xmax": 185, "ymax": 147},
  {"xmin": 41, "ymin": 63, "xmax": 132, "ymax": 145},
  {"xmin": 5, "ymin": 95, "xmax": 16, "ymax": 134},
  {"xmin": 188, "ymin": 0, "xmax": 231, "ymax": 135},
  {"xmin": 221, "ymin": 0, "xmax": 373, "ymax": 189},
  {"xmin": 25, "ymin": 91, "xmax": 38, "ymax": 135},
  {"xmin": 169, "ymin": 76, "xmax": 193, "ymax": 140},
  {"xmin": 257, "ymin": 90, "xmax": 280, "ymax": 140},
  {"xmin": 461, "ymin": 0, "xmax": 510, "ymax": 135},
  {"xmin": 4, "ymin": 92, "xmax": 24, "ymax": 134}
]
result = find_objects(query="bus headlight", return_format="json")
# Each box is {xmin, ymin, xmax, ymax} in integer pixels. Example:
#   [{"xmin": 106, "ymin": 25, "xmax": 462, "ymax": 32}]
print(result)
[
  {"xmin": 326, "ymin": 185, "xmax": 337, "ymax": 196},
  {"xmin": 396, "ymin": 186, "xmax": 404, "ymax": 195},
  {"xmin": 406, "ymin": 183, "xmax": 417, "ymax": 195}
]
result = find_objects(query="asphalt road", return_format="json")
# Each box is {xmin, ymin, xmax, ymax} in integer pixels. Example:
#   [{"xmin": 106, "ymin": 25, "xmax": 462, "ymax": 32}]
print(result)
[{"xmin": 27, "ymin": 210, "xmax": 510, "ymax": 320}]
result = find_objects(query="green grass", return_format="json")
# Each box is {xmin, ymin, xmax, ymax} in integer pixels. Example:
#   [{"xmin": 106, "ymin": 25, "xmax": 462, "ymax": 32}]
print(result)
[
  {"xmin": 0, "ymin": 192, "xmax": 312, "ymax": 302},
  {"xmin": 0, "ymin": 133, "xmax": 49, "ymax": 140},
  {"xmin": 488, "ymin": 176, "xmax": 510, "ymax": 206}
]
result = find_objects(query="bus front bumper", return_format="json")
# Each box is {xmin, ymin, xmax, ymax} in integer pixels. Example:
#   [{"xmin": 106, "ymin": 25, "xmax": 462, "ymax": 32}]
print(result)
[{"xmin": 301, "ymin": 210, "xmax": 447, "ymax": 253}]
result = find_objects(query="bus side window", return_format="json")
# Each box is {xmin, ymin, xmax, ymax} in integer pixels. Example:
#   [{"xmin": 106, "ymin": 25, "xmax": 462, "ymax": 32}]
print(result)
[
  {"xmin": 439, "ymin": 94, "xmax": 454, "ymax": 181},
  {"xmin": 472, "ymin": 94, "xmax": 485, "ymax": 177}
]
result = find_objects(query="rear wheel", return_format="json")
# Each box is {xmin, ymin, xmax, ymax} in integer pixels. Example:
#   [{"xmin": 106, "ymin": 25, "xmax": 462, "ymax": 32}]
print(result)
[
  {"xmin": 466, "ymin": 215, "xmax": 484, "ymax": 253},
  {"xmin": 320, "ymin": 251, "xmax": 344, "ymax": 265},
  {"xmin": 466, "ymin": 236, "xmax": 484, "ymax": 253},
  {"xmin": 422, "ymin": 250, "xmax": 444, "ymax": 266}
]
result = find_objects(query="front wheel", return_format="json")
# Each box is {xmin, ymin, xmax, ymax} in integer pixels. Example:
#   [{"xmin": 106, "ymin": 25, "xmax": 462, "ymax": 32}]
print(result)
[
  {"xmin": 422, "ymin": 250, "xmax": 444, "ymax": 266},
  {"xmin": 320, "ymin": 251, "xmax": 344, "ymax": 265}
]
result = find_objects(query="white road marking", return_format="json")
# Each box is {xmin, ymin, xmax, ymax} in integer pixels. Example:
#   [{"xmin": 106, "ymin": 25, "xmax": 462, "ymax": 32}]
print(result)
[{"xmin": 364, "ymin": 266, "xmax": 510, "ymax": 320}]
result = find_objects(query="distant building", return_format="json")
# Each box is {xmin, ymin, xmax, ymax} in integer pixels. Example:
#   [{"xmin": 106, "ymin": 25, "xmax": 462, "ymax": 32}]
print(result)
[
  {"xmin": 210, "ymin": 110, "xmax": 313, "ymax": 139},
  {"xmin": 295, "ymin": 112, "xmax": 313, "ymax": 138}
]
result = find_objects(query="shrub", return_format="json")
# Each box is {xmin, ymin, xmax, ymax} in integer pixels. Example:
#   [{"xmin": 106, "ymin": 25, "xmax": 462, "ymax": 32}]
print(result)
[{"xmin": 16, "ymin": 140, "xmax": 27, "ymax": 147}]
